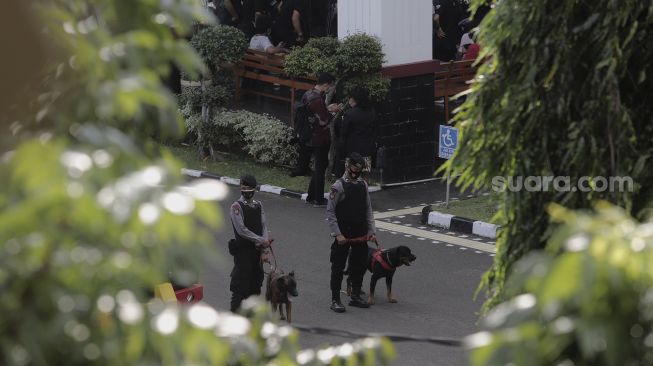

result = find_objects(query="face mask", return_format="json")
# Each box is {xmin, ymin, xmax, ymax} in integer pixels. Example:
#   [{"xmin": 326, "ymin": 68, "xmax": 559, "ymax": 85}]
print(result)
[
  {"xmin": 242, "ymin": 190, "xmax": 255, "ymax": 200},
  {"xmin": 348, "ymin": 168, "xmax": 361, "ymax": 180}
]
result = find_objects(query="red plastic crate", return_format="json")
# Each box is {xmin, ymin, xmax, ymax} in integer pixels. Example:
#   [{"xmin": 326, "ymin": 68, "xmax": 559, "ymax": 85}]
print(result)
[{"xmin": 174, "ymin": 284, "xmax": 203, "ymax": 304}]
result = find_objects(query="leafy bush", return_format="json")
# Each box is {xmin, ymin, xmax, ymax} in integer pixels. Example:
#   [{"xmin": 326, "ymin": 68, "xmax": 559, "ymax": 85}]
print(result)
[
  {"xmin": 214, "ymin": 110, "xmax": 298, "ymax": 165},
  {"xmin": 187, "ymin": 109, "xmax": 298, "ymax": 166},
  {"xmin": 341, "ymin": 73, "xmax": 391, "ymax": 103},
  {"xmin": 203, "ymin": 84, "xmax": 231, "ymax": 108},
  {"xmin": 179, "ymin": 86, "xmax": 203, "ymax": 113},
  {"xmin": 212, "ymin": 68, "xmax": 235, "ymax": 95},
  {"xmin": 283, "ymin": 46, "xmax": 323, "ymax": 77},
  {"xmin": 467, "ymin": 203, "xmax": 653, "ymax": 365},
  {"xmin": 179, "ymin": 84, "xmax": 230, "ymax": 114},
  {"xmin": 190, "ymin": 25, "xmax": 247, "ymax": 66},
  {"xmin": 284, "ymin": 35, "xmax": 384, "ymax": 78},
  {"xmin": 305, "ymin": 36, "xmax": 340, "ymax": 56},
  {"xmin": 313, "ymin": 57, "xmax": 339, "ymax": 77},
  {"xmin": 337, "ymin": 33, "xmax": 384, "ymax": 75},
  {"xmin": 444, "ymin": 0, "xmax": 653, "ymax": 311}
]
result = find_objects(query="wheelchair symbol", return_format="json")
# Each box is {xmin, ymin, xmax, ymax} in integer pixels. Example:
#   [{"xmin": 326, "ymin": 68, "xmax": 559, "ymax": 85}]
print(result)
[{"xmin": 441, "ymin": 129, "xmax": 455, "ymax": 148}]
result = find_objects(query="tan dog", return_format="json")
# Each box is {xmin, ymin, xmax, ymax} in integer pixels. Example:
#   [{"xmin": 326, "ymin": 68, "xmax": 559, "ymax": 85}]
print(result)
[{"xmin": 265, "ymin": 270, "xmax": 298, "ymax": 322}]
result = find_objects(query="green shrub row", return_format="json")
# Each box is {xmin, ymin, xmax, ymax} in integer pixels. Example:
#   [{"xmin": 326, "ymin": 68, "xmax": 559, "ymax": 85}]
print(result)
[{"xmin": 185, "ymin": 108, "xmax": 297, "ymax": 166}]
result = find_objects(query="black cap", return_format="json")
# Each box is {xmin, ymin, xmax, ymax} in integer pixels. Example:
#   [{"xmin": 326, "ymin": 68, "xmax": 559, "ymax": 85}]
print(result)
[
  {"xmin": 348, "ymin": 152, "xmax": 365, "ymax": 168},
  {"xmin": 316, "ymin": 73, "xmax": 335, "ymax": 85},
  {"xmin": 240, "ymin": 174, "xmax": 257, "ymax": 189}
]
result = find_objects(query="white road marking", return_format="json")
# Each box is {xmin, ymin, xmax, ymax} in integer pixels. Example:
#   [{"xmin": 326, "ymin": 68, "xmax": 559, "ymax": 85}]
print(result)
[{"xmin": 375, "ymin": 221, "xmax": 496, "ymax": 253}]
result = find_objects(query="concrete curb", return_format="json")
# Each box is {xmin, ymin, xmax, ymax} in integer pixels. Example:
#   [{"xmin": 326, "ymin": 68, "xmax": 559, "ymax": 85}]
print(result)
[
  {"xmin": 181, "ymin": 168, "xmax": 382, "ymax": 201},
  {"xmin": 423, "ymin": 206, "xmax": 499, "ymax": 239}
]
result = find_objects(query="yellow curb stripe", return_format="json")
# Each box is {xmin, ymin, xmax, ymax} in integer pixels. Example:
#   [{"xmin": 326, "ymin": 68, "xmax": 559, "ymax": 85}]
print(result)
[{"xmin": 374, "ymin": 206, "xmax": 426, "ymax": 219}]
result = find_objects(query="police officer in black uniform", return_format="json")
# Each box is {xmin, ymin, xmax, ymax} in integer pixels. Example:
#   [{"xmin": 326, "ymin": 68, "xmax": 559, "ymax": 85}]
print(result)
[
  {"xmin": 229, "ymin": 174, "xmax": 272, "ymax": 312},
  {"xmin": 326, "ymin": 153, "xmax": 376, "ymax": 312}
]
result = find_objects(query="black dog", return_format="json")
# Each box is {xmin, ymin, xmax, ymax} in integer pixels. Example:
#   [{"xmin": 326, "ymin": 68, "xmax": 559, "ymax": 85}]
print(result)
[
  {"xmin": 365, "ymin": 246, "xmax": 416, "ymax": 305},
  {"xmin": 265, "ymin": 270, "xmax": 298, "ymax": 322}
]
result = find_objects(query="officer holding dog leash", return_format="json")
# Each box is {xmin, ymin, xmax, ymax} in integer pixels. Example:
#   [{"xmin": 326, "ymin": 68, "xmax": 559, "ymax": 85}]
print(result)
[
  {"xmin": 229, "ymin": 174, "xmax": 273, "ymax": 312},
  {"xmin": 326, "ymin": 153, "xmax": 376, "ymax": 313}
]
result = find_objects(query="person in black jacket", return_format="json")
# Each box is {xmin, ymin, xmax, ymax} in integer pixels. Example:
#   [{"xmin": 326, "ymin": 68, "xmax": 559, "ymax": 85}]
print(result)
[
  {"xmin": 334, "ymin": 87, "xmax": 376, "ymax": 178},
  {"xmin": 229, "ymin": 174, "xmax": 273, "ymax": 312},
  {"xmin": 326, "ymin": 153, "xmax": 376, "ymax": 313},
  {"xmin": 433, "ymin": 0, "xmax": 468, "ymax": 61}
]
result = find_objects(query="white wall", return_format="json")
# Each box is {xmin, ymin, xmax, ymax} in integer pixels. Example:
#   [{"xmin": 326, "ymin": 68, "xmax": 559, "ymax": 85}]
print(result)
[{"xmin": 338, "ymin": 0, "xmax": 432, "ymax": 66}]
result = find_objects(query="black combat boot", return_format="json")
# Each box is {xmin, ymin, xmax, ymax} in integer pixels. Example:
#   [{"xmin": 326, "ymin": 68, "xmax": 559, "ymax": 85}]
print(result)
[
  {"xmin": 348, "ymin": 290, "xmax": 370, "ymax": 308},
  {"xmin": 330, "ymin": 293, "xmax": 346, "ymax": 313}
]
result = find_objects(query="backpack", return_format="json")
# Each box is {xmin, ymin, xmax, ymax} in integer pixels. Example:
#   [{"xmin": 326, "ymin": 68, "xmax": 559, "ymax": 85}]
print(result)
[{"xmin": 293, "ymin": 92, "xmax": 322, "ymax": 144}]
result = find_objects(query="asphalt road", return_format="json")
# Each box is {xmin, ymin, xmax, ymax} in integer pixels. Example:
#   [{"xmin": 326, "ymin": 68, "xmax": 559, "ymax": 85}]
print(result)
[{"xmin": 200, "ymin": 184, "xmax": 492, "ymax": 366}]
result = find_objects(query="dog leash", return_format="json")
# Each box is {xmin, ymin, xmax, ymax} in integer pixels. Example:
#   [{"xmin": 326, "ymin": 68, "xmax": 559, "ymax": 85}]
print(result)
[{"xmin": 261, "ymin": 243, "xmax": 279, "ymax": 275}]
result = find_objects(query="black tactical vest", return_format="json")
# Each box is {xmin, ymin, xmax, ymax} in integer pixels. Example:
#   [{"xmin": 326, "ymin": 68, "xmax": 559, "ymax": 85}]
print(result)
[
  {"xmin": 335, "ymin": 178, "xmax": 368, "ymax": 238},
  {"xmin": 233, "ymin": 201, "xmax": 263, "ymax": 253}
]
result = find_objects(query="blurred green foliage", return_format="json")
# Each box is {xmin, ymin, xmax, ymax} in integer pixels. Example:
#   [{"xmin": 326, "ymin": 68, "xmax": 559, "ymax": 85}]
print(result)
[
  {"xmin": 0, "ymin": 1, "xmax": 394, "ymax": 365},
  {"xmin": 444, "ymin": 0, "xmax": 653, "ymax": 309},
  {"xmin": 468, "ymin": 203, "xmax": 653, "ymax": 366}
]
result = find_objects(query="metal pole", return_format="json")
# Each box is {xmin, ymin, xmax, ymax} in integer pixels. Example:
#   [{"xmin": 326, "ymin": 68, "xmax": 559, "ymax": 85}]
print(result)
[{"xmin": 445, "ymin": 172, "xmax": 450, "ymax": 208}]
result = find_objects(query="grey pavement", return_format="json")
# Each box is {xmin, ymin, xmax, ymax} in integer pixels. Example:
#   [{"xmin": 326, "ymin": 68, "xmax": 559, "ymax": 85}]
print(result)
[{"xmin": 200, "ymin": 183, "xmax": 491, "ymax": 366}]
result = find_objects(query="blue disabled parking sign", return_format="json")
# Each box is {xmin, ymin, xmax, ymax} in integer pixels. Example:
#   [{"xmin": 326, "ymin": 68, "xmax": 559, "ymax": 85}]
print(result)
[{"xmin": 438, "ymin": 125, "xmax": 458, "ymax": 159}]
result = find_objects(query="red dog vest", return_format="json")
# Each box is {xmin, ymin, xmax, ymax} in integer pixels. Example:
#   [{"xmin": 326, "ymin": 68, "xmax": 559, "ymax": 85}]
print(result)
[{"xmin": 371, "ymin": 249, "xmax": 395, "ymax": 272}]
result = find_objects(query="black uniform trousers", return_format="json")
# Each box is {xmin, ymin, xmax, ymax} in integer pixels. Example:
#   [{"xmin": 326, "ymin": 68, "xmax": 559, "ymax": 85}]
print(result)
[
  {"xmin": 330, "ymin": 239, "xmax": 367, "ymax": 300},
  {"xmin": 230, "ymin": 246, "xmax": 264, "ymax": 311}
]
